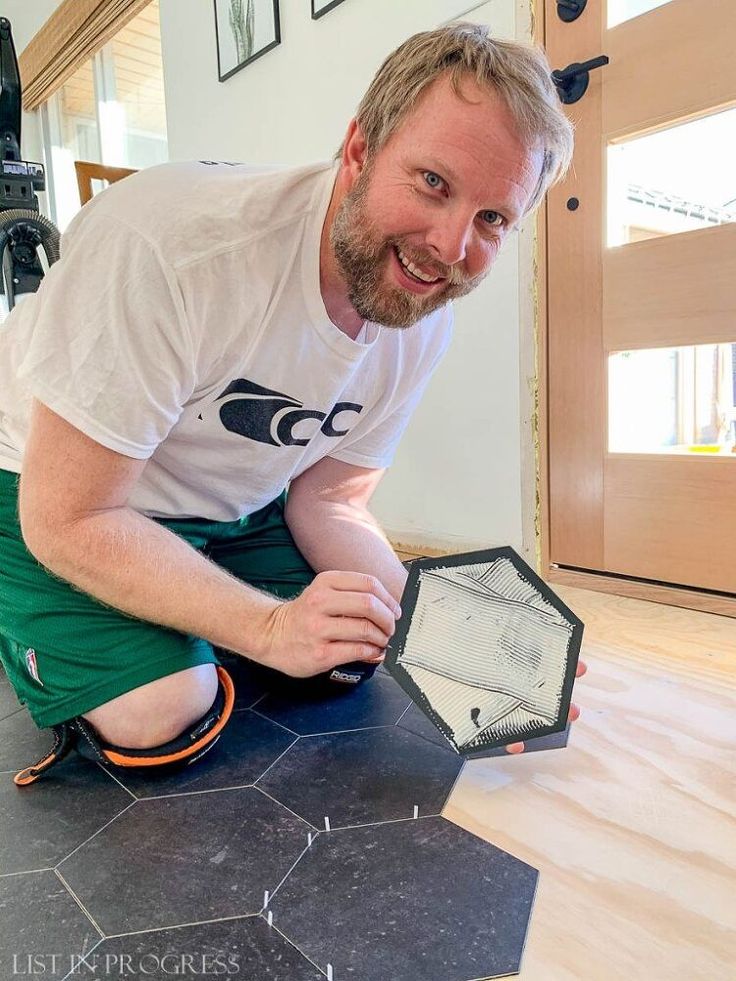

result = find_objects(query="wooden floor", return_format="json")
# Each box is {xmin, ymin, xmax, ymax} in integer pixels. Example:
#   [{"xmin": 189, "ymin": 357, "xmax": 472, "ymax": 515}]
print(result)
[{"xmin": 442, "ymin": 584, "xmax": 736, "ymax": 981}]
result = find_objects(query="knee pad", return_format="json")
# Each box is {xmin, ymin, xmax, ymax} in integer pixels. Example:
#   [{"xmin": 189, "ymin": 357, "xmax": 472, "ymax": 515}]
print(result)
[{"xmin": 14, "ymin": 665, "xmax": 234, "ymax": 787}]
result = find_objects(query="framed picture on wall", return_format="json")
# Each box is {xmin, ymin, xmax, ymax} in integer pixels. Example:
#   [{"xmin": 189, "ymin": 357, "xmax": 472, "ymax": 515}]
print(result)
[
  {"xmin": 214, "ymin": 0, "xmax": 281, "ymax": 81},
  {"xmin": 311, "ymin": 0, "xmax": 348, "ymax": 19}
]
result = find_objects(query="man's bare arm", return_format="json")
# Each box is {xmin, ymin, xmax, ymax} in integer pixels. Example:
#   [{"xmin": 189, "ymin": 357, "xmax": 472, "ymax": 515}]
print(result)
[
  {"xmin": 284, "ymin": 456, "xmax": 408, "ymax": 604},
  {"xmin": 19, "ymin": 401, "xmax": 398, "ymax": 676}
]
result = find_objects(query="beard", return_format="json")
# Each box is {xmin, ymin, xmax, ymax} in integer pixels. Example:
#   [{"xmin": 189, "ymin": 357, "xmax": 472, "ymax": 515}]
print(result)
[{"xmin": 329, "ymin": 166, "xmax": 487, "ymax": 329}]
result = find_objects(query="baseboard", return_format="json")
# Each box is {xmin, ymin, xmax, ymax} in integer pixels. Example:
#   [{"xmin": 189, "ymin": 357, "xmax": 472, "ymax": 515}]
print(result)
[{"xmin": 547, "ymin": 565, "xmax": 736, "ymax": 619}]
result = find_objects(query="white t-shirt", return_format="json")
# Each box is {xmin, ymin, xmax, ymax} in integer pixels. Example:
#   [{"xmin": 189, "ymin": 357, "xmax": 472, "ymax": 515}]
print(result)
[{"xmin": 0, "ymin": 160, "xmax": 453, "ymax": 521}]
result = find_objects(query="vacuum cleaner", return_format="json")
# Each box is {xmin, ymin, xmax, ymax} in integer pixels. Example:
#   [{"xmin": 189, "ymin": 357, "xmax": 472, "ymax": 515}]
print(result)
[{"xmin": 0, "ymin": 16, "xmax": 60, "ymax": 315}]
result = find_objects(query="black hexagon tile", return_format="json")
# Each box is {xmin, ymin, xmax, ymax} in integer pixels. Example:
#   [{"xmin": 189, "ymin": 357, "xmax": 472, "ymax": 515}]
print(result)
[
  {"xmin": 474, "ymin": 724, "xmax": 571, "ymax": 758},
  {"xmin": 387, "ymin": 548, "xmax": 583, "ymax": 756},
  {"xmin": 0, "ymin": 669, "xmax": 23, "ymax": 722},
  {"xmin": 64, "ymin": 917, "xmax": 323, "ymax": 980},
  {"xmin": 215, "ymin": 651, "xmax": 281, "ymax": 710},
  {"xmin": 257, "ymin": 726, "xmax": 463, "ymax": 829},
  {"xmin": 255, "ymin": 671, "xmax": 411, "ymax": 736},
  {"xmin": 398, "ymin": 703, "xmax": 572, "ymax": 757},
  {"xmin": 270, "ymin": 816, "xmax": 538, "ymax": 981},
  {"xmin": 0, "ymin": 709, "xmax": 58, "ymax": 772},
  {"xmin": 58, "ymin": 787, "xmax": 312, "ymax": 935},
  {"xmin": 0, "ymin": 762, "xmax": 133, "ymax": 875},
  {"xmin": 111, "ymin": 709, "xmax": 296, "ymax": 798},
  {"xmin": 0, "ymin": 870, "xmax": 100, "ymax": 979}
]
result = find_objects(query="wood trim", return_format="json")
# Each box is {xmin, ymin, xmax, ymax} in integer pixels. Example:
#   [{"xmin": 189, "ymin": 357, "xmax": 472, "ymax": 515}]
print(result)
[
  {"xmin": 74, "ymin": 160, "xmax": 137, "ymax": 205},
  {"xmin": 19, "ymin": 0, "xmax": 153, "ymax": 111},
  {"xmin": 529, "ymin": 0, "xmax": 548, "ymax": 580},
  {"xmin": 536, "ymin": 203, "xmax": 550, "ymax": 579},
  {"xmin": 604, "ymin": 0, "xmax": 736, "ymax": 140},
  {"xmin": 545, "ymin": 0, "xmax": 606, "ymax": 569},
  {"xmin": 604, "ymin": 223, "xmax": 736, "ymax": 351},
  {"xmin": 546, "ymin": 565, "xmax": 736, "ymax": 619}
]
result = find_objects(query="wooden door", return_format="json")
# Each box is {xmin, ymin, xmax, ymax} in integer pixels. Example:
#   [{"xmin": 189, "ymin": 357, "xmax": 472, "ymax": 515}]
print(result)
[{"xmin": 544, "ymin": 0, "xmax": 736, "ymax": 608}]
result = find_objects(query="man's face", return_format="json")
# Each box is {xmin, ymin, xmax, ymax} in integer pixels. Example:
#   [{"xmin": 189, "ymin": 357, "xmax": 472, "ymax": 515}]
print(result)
[{"xmin": 330, "ymin": 73, "xmax": 544, "ymax": 329}]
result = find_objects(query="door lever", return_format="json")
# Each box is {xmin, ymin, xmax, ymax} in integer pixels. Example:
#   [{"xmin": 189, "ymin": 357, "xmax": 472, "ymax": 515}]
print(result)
[
  {"xmin": 552, "ymin": 55, "xmax": 609, "ymax": 104},
  {"xmin": 557, "ymin": 0, "xmax": 587, "ymax": 22}
]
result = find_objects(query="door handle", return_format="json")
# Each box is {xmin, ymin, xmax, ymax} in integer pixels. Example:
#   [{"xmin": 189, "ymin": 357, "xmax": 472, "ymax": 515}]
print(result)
[
  {"xmin": 557, "ymin": 0, "xmax": 587, "ymax": 22},
  {"xmin": 552, "ymin": 55, "xmax": 609, "ymax": 104}
]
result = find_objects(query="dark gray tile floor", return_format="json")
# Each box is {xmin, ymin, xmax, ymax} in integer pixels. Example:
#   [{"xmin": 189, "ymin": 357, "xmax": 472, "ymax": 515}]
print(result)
[
  {"xmin": 0, "ymin": 669, "xmax": 23, "ymax": 721},
  {"xmin": 0, "ymin": 657, "xmax": 549, "ymax": 980}
]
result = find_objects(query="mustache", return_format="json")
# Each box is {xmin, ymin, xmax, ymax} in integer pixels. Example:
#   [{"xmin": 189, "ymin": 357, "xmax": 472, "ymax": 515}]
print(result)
[{"xmin": 391, "ymin": 241, "xmax": 472, "ymax": 289}]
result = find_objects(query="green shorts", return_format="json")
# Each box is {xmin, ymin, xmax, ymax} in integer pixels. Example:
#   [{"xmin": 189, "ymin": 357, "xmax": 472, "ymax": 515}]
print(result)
[{"xmin": 0, "ymin": 468, "xmax": 315, "ymax": 728}]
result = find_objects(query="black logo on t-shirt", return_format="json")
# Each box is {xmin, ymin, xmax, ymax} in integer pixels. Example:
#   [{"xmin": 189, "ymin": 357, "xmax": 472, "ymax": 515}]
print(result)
[{"xmin": 208, "ymin": 378, "xmax": 363, "ymax": 448}]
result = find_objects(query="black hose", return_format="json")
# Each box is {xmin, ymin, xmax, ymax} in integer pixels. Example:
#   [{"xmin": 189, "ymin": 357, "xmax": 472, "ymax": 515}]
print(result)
[
  {"xmin": 0, "ymin": 208, "xmax": 61, "ymax": 309},
  {"xmin": 0, "ymin": 208, "xmax": 61, "ymax": 264}
]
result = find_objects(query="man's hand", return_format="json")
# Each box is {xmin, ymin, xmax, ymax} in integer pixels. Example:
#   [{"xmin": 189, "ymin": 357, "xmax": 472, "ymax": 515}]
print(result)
[
  {"xmin": 504, "ymin": 658, "xmax": 588, "ymax": 754},
  {"xmin": 258, "ymin": 570, "xmax": 401, "ymax": 678}
]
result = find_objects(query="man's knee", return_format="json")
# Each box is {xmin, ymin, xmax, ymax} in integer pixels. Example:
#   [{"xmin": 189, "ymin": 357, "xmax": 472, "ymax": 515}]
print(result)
[{"xmin": 81, "ymin": 663, "xmax": 219, "ymax": 749}]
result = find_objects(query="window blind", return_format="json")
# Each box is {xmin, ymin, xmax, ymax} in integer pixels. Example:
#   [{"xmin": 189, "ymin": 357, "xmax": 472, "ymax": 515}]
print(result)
[{"xmin": 19, "ymin": 0, "xmax": 153, "ymax": 112}]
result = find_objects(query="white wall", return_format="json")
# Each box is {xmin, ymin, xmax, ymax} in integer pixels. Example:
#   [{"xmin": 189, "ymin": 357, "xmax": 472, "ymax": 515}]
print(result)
[{"xmin": 160, "ymin": 0, "xmax": 538, "ymax": 558}]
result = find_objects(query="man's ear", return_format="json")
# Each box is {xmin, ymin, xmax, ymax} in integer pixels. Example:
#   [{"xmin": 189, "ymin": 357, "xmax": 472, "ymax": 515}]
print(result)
[{"xmin": 341, "ymin": 118, "xmax": 368, "ymax": 185}]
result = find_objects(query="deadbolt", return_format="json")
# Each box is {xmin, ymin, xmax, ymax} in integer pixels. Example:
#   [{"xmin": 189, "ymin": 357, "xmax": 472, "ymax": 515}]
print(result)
[{"xmin": 557, "ymin": 0, "xmax": 588, "ymax": 22}]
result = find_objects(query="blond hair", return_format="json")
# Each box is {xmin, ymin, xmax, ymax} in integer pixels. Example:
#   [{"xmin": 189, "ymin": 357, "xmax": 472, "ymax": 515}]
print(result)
[{"xmin": 338, "ymin": 23, "xmax": 573, "ymax": 213}]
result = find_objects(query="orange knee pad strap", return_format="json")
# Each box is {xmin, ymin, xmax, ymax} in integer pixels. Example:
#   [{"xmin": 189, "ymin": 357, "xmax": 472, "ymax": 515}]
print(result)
[{"xmin": 14, "ymin": 665, "xmax": 234, "ymax": 786}]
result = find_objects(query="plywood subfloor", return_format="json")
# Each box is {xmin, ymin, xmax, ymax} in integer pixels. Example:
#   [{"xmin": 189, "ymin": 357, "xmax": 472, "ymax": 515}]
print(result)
[{"xmin": 444, "ymin": 584, "xmax": 736, "ymax": 981}]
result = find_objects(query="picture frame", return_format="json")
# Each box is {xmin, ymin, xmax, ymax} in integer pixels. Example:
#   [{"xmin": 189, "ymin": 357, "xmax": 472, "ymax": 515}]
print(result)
[
  {"xmin": 311, "ymin": 0, "xmax": 348, "ymax": 20},
  {"xmin": 214, "ymin": 0, "xmax": 281, "ymax": 82}
]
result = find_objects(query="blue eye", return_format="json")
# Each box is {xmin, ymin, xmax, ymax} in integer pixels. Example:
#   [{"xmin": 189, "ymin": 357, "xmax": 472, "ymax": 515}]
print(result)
[
  {"xmin": 423, "ymin": 171, "xmax": 444, "ymax": 189},
  {"xmin": 481, "ymin": 210, "xmax": 504, "ymax": 227}
]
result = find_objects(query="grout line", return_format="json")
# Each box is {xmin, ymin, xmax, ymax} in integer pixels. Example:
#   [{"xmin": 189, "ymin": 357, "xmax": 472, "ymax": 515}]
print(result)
[
  {"xmin": 251, "ymin": 734, "xmax": 300, "ymax": 784},
  {"xmin": 321, "ymin": 812, "xmax": 441, "ymax": 834},
  {"xmin": 259, "ymin": 832, "xmax": 321, "ymax": 911},
  {"xmin": 130, "ymin": 782, "xmax": 267, "ymax": 802},
  {"xmin": 96, "ymin": 762, "xmax": 138, "ymax": 800},
  {"xmin": 0, "ymin": 707, "xmax": 24, "ymax": 724},
  {"xmin": 254, "ymin": 785, "xmax": 319, "ymax": 831},
  {"xmin": 249, "ymin": 708, "xmax": 301, "ymax": 737},
  {"xmin": 396, "ymin": 717, "xmax": 459, "ymax": 756},
  {"xmin": 247, "ymin": 692, "xmax": 269, "ymax": 711},
  {"xmin": 54, "ymin": 800, "xmax": 137, "ymax": 869},
  {"xmin": 60, "ymin": 936, "xmax": 107, "ymax": 981},
  {"xmin": 0, "ymin": 866, "xmax": 55, "ymax": 878},
  {"xmin": 244, "ymin": 704, "xmax": 302, "ymax": 737},
  {"xmin": 294, "ymin": 723, "xmax": 396, "ymax": 739},
  {"xmin": 395, "ymin": 702, "xmax": 412, "ymax": 725},
  {"xmin": 54, "ymin": 867, "xmax": 106, "ymax": 938},
  {"xmin": 260, "ymin": 914, "xmax": 329, "ymax": 978},
  {"xmin": 106, "ymin": 912, "xmax": 260, "ymax": 939}
]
